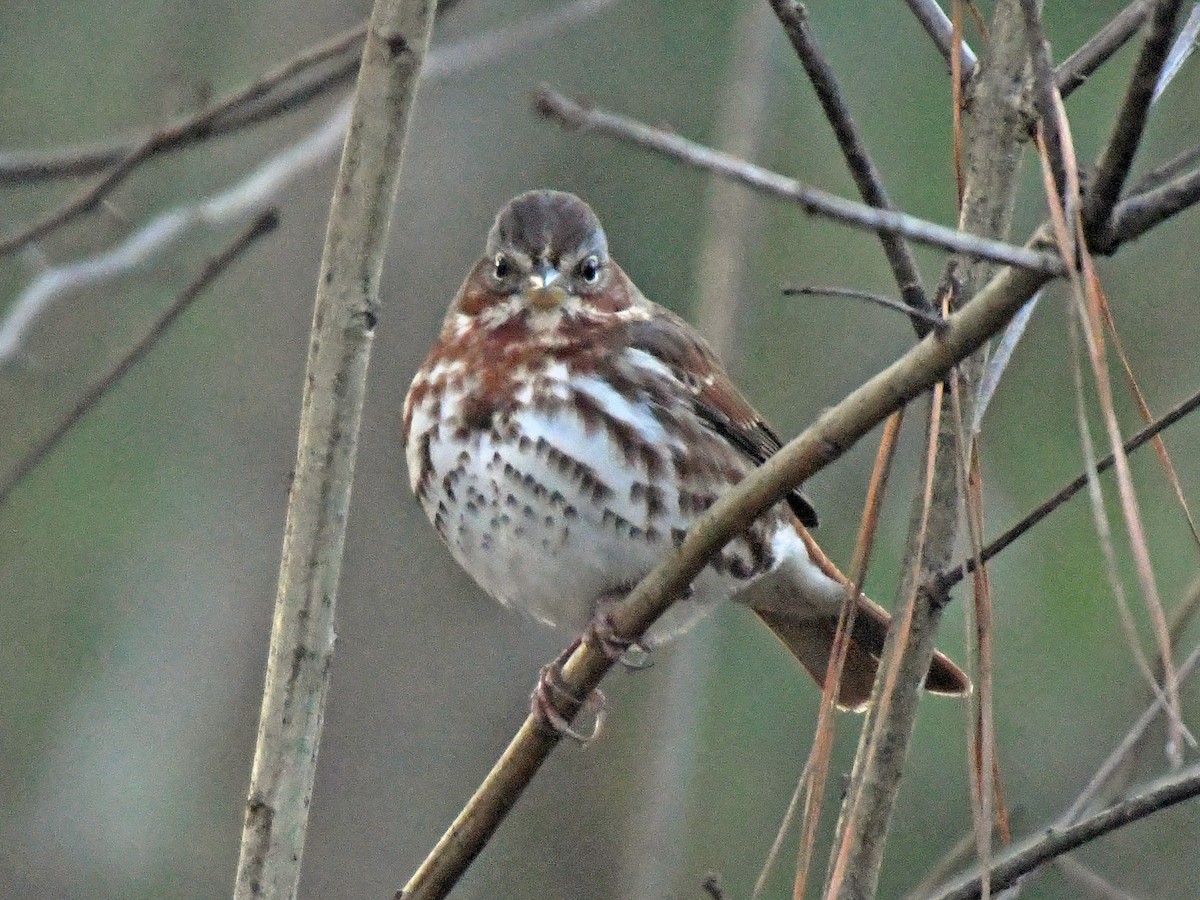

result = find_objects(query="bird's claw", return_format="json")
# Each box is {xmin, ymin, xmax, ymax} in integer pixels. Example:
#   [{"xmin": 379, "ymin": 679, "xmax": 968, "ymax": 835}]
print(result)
[
  {"xmin": 531, "ymin": 659, "xmax": 606, "ymax": 745},
  {"xmin": 585, "ymin": 612, "xmax": 653, "ymax": 670}
]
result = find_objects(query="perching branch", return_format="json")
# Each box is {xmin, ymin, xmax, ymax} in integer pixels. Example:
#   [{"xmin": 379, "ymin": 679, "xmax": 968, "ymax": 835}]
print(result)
[
  {"xmin": 532, "ymin": 88, "xmax": 1065, "ymax": 275},
  {"xmin": 231, "ymin": 0, "xmax": 437, "ymax": 896}
]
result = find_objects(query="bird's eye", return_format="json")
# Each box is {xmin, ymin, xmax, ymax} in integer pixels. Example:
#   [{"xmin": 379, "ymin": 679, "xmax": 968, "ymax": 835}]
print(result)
[
  {"xmin": 578, "ymin": 255, "xmax": 601, "ymax": 284},
  {"xmin": 493, "ymin": 253, "xmax": 511, "ymax": 280}
]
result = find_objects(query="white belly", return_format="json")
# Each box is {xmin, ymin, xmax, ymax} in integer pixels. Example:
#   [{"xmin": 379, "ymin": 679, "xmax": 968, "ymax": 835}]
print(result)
[{"xmin": 406, "ymin": 376, "xmax": 759, "ymax": 642}]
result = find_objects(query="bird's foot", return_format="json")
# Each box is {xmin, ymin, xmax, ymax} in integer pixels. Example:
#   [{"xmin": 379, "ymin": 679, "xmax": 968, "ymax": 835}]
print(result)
[{"xmin": 530, "ymin": 641, "xmax": 606, "ymax": 744}]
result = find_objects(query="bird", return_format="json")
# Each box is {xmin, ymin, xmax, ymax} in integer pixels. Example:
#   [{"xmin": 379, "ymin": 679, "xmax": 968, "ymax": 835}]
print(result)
[{"xmin": 403, "ymin": 189, "xmax": 969, "ymax": 726}]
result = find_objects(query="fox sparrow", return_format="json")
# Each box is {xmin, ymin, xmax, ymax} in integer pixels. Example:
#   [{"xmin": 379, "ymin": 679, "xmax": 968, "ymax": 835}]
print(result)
[{"xmin": 403, "ymin": 190, "xmax": 969, "ymax": 716}]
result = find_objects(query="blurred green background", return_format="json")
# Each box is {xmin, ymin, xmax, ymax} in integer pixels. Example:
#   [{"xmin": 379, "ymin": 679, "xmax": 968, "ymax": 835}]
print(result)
[{"xmin": 2, "ymin": 1, "xmax": 1199, "ymax": 897}]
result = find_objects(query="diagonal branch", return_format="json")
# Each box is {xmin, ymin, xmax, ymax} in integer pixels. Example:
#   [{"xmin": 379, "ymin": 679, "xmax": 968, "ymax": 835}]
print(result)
[
  {"xmin": 768, "ymin": 0, "xmax": 931, "ymax": 323},
  {"xmin": 0, "ymin": 26, "xmax": 366, "ymax": 256},
  {"xmin": 0, "ymin": 212, "xmax": 279, "ymax": 508},
  {"xmin": 1104, "ymin": 164, "xmax": 1200, "ymax": 250},
  {"xmin": 1127, "ymin": 140, "xmax": 1200, "ymax": 194},
  {"xmin": 938, "ymin": 383, "xmax": 1200, "ymax": 591},
  {"xmin": 1056, "ymin": 0, "xmax": 1153, "ymax": 99},
  {"xmin": 533, "ymin": 88, "xmax": 1064, "ymax": 275},
  {"xmin": 904, "ymin": 0, "xmax": 979, "ymax": 80},
  {"xmin": 0, "ymin": 32, "xmax": 362, "ymax": 184},
  {"xmin": 0, "ymin": 0, "xmax": 474, "ymax": 184},
  {"xmin": 929, "ymin": 763, "xmax": 1200, "ymax": 900},
  {"xmin": 1083, "ymin": 0, "xmax": 1187, "ymax": 236}
]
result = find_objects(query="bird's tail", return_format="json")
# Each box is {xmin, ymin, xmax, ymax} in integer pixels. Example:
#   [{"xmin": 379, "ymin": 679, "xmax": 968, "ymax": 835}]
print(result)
[{"xmin": 743, "ymin": 522, "xmax": 971, "ymax": 711}]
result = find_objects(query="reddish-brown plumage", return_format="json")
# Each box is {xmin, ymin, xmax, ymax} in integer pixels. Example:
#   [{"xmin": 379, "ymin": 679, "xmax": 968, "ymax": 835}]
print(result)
[{"xmin": 403, "ymin": 190, "xmax": 969, "ymax": 709}]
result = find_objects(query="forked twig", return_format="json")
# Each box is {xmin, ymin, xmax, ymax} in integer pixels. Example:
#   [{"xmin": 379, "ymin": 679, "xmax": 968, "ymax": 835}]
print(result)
[
  {"xmin": 769, "ymin": 0, "xmax": 931, "ymax": 322},
  {"xmin": 1084, "ymin": 0, "xmax": 1188, "ymax": 235}
]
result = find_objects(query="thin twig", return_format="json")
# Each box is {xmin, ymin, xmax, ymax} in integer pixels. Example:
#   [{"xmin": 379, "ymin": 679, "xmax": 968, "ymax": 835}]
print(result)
[
  {"xmin": 928, "ymin": 763, "xmax": 1200, "ymax": 900},
  {"xmin": 905, "ymin": 0, "xmax": 979, "ymax": 78},
  {"xmin": 0, "ymin": 26, "xmax": 367, "ymax": 256},
  {"xmin": 0, "ymin": 212, "xmax": 279, "ymax": 509},
  {"xmin": 1061, "ymin": 639, "xmax": 1200, "ymax": 826},
  {"xmin": 0, "ymin": 48, "xmax": 360, "ymax": 184},
  {"xmin": 533, "ymin": 88, "xmax": 1065, "ymax": 275},
  {"xmin": 1056, "ymin": 1, "xmax": 1153, "ymax": 99},
  {"xmin": 0, "ymin": 0, "xmax": 473, "ymax": 184},
  {"xmin": 1126, "ymin": 140, "xmax": 1200, "ymax": 194},
  {"xmin": 0, "ymin": 0, "xmax": 620, "ymax": 364},
  {"xmin": 939, "ymin": 384, "xmax": 1200, "ymax": 590},
  {"xmin": 1083, "ymin": 0, "xmax": 1187, "ymax": 236},
  {"xmin": 0, "ymin": 104, "xmax": 351, "ymax": 365},
  {"xmin": 768, "ymin": 0, "xmax": 932, "ymax": 324},
  {"xmin": 231, "ymin": 0, "xmax": 437, "ymax": 895},
  {"xmin": 783, "ymin": 285, "xmax": 944, "ymax": 328}
]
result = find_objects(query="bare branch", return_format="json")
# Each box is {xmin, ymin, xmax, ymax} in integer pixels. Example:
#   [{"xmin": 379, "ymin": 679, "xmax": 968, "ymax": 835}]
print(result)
[
  {"xmin": 1127, "ymin": 140, "xmax": 1200, "ymax": 194},
  {"xmin": 1084, "ymin": 0, "xmax": 1188, "ymax": 235},
  {"xmin": 0, "ymin": 212, "xmax": 279, "ymax": 508},
  {"xmin": 533, "ymin": 88, "xmax": 1065, "ymax": 274},
  {"xmin": 0, "ymin": 103, "xmax": 352, "ymax": 364},
  {"xmin": 231, "ymin": 0, "xmax": 437, "ymax": 895},
  {"xmin": 1062, "ymin": 638, "xmax": 1200, "ymax": 826},
  {"xmin": 929, "ymin": 763, "xmax": 1200, "ymax": 900},
  {"xmin": 904, "ymin": 0, "xmax": 979, "ymax": 79},
  {"xmin": 1056, "ymin": 1, "xmax": 1153, "ymax": 98},
  {"xmin": 940, "ymin": 384, "xmax": 1200, "ymax": 591},
  {"xmin": 0, "ymin": 36, "xmax": 361, "ymax": 184},
  {"xmin": 768, "ymin": 0, "xmax": 931, "ymax": 323},
  {"xmin": 0, "ymin": 26, "xmax": 366, "ymax": 256},
  {"xmin": 0, "ymin": 0, "xmax": 474, "ymax": 183},
  {"xmin": 1105, "ymin": 164, "xmax": 1200, "ymax": 250},
  {"xmin": 0, "ymin": 0, "xmax": 620, "ymax": 364},
  {"xmin": 783, "ymin": 285, "xmax": 945, "ymax": 328}
]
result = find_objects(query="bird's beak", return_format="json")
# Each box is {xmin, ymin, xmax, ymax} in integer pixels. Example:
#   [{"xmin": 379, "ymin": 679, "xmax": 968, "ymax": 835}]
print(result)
[{"xmin": 526, "ymin": 262, "xmax": 568, "ymax": 309}]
